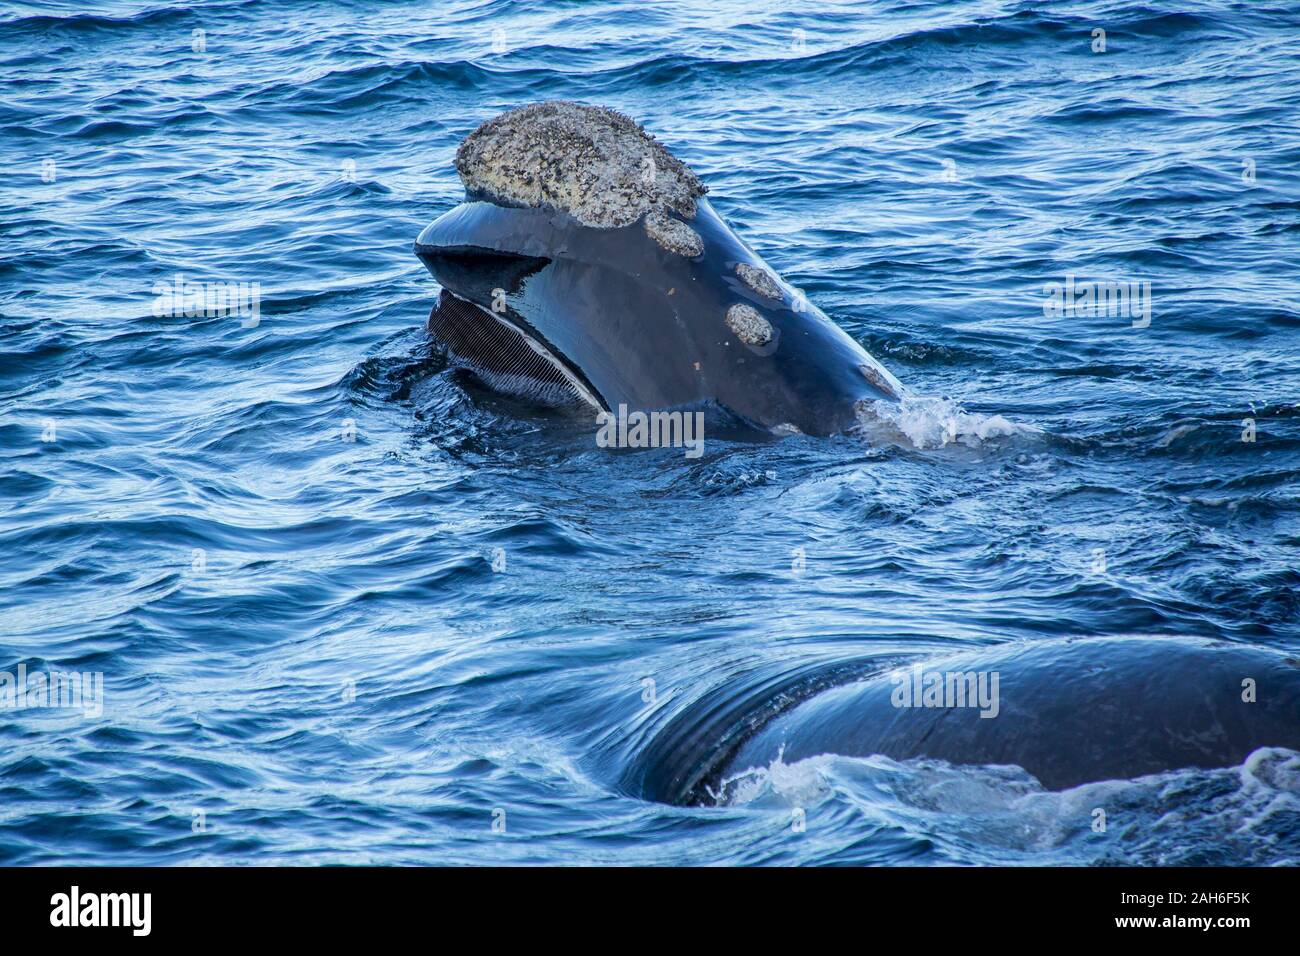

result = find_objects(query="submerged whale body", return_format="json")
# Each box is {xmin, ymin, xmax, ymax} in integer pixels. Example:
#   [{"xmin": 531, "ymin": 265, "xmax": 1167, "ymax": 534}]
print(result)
[
  {"xmin": 414, "ymin": 101, "xmax": 905, "ymax": 436},
  {"xmin": 627, "ymin": 637, "xmax": 1300, "ymax": 804}
]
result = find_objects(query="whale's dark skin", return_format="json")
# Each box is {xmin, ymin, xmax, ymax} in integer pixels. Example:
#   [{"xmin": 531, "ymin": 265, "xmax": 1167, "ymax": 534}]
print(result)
[
  {"xmin": 627, "ymin": 638, "xmax": 1300, "ymax": 804},
  {"xmin": 414, "ymin": 196, "xmax": 902, "ymax": 435}
]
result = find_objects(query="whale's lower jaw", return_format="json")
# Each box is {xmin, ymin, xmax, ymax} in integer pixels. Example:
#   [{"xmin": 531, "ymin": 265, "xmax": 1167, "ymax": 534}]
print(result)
[
  {"xmin": 428, "ymin": 290, "xmax": 603, "ymax": 411},
  {"xmin": 627, "ymin": 637, "xmax": 1300, "ymax": 805}
]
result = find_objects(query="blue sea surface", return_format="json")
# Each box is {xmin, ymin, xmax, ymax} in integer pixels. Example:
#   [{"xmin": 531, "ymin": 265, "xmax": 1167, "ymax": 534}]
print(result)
[{"xmin": 2, "ymin": 0, "xmax": 1299, "ymax": 865}]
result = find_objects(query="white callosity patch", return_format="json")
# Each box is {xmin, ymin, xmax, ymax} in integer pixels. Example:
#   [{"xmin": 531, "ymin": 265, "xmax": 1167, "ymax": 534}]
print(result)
[
  {"xmin": 725, "ymin": 303, "xmax": 774, "ymax": 347},
  {"xmin": 735, "ymin": 262, "xmax": 782, "ymax": 301},
  {"xmin": 455, "ymin": 101, "xmax": 707, "ymax": 229},
  {"xmin": 644, "ymin": 211, "xmax": 703, "ymax": 257},
  {"xmin": 857, "ymin": 359, "xmax": 905, "ymax": 400}
]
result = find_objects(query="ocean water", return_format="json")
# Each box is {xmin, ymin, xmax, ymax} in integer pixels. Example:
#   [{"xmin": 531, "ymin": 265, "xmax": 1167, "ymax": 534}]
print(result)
[{"xmin": 3, "ymin": 0, "xmax": 1299, "ymax": 866}]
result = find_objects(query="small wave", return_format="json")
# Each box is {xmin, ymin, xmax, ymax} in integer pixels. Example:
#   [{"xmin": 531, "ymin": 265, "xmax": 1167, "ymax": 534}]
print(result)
[
  {"xmin": 0, "ymin": 1, "xmax": 257, "ymax": 34},
  {"xmin": 233, "ymin": 59, "xmax": 501, "ymax": 110}
]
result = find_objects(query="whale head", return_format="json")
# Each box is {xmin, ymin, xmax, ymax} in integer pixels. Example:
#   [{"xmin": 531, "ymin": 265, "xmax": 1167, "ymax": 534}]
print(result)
[{"xmin": 415, "ymin": 101, "xmax": 905, "ymax": 436}]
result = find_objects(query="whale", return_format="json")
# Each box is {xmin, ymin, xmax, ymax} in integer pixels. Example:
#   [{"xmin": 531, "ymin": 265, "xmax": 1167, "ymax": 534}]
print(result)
[
  {"xmin": 412, "ymin": 105, "xmax": 1300, "ymax": 807},
  {"xmin": 624, "ymin": 637, "xmax": 1300, "ymax": 804},
  {"xmin": 414, "ymin": 101, "xmax": 905, "ymax": 436}
]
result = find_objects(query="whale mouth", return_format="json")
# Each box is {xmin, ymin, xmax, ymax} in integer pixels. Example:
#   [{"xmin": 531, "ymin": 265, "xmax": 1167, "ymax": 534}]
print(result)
[{"xmin": 428, "ymin": 288, "xmax": 605, "ymax": 411}]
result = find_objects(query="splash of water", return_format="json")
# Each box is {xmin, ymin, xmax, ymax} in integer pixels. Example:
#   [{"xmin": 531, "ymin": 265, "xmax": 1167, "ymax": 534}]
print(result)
[{"xmin": 856, "ymin": 395, "xmax": 1036, "ymax": 450}]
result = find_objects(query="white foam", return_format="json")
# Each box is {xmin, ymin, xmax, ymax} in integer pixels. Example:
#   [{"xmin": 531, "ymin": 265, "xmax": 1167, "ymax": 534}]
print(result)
[
  {"xmin": 717, "ymin": 746, "xmax": 1300, "ymax": 863},
  {"xmin": 713, "ymin": 746, "xmax": 834, "ymax": 807},
  {"xmin": 855, "ymin": 395, "xmax": 1036, "ymax": 450}
]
